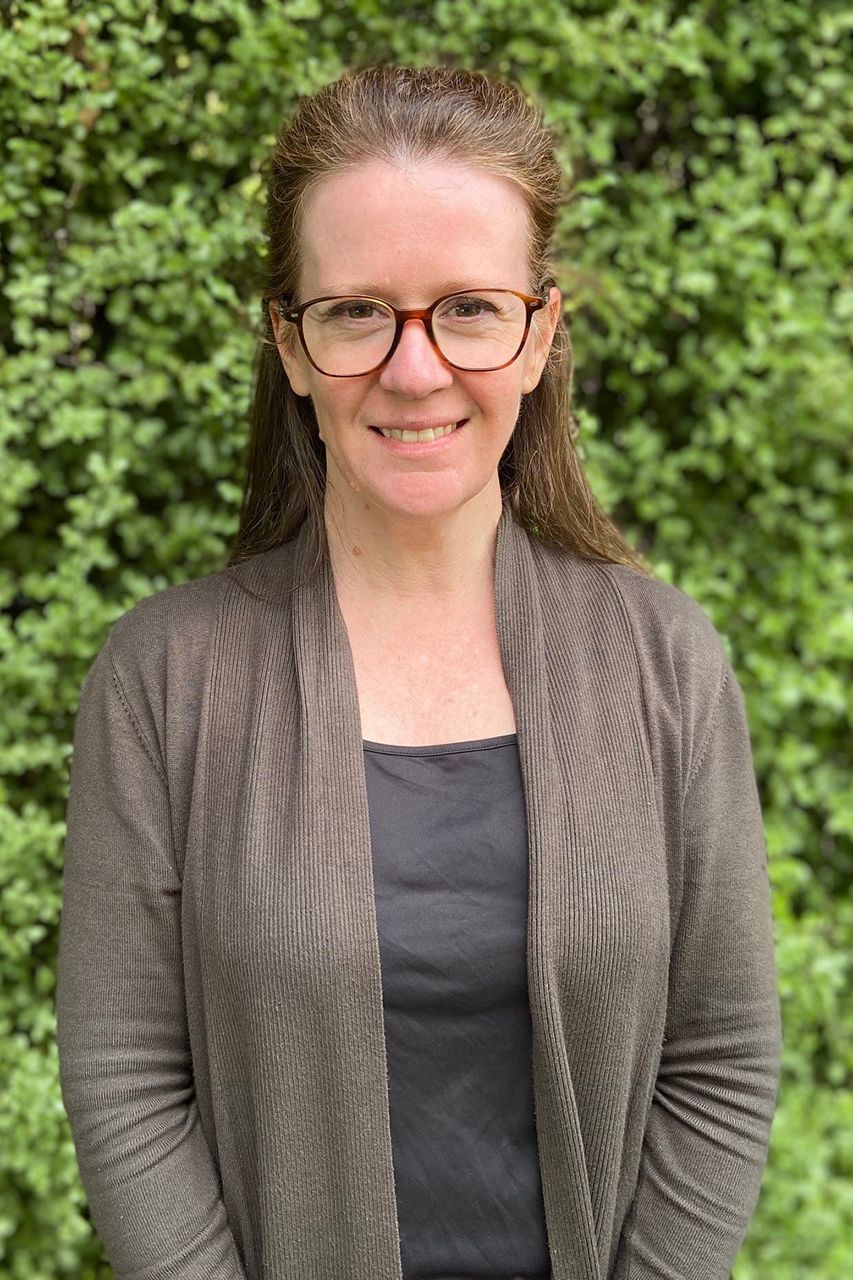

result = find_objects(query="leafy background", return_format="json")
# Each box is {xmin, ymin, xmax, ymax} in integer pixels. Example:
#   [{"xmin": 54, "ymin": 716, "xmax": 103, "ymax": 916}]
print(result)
[{"xmin": 1, "ymin": 0, "xmax": 851, "ymax": 1275}]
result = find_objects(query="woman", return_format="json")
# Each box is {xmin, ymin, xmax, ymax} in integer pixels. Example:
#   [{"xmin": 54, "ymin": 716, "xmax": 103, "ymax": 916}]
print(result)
[{"xmin": 56, "ymin": 64, "xmax": 783, "ymax": 1280}]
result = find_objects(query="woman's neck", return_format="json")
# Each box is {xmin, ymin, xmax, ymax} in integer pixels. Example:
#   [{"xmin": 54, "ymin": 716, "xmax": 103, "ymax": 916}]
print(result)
[{"xmin": 322, "ymin": 485, "xmax": 504, "ymax": 612}]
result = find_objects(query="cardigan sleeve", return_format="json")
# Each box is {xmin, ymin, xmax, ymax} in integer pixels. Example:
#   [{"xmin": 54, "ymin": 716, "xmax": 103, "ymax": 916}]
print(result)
[
  {"xmin": 55, "ymin": 638, "xmax": 248, "ymax": 1280},
  {"xmin": 610, "ymin": 661, "xmax": 783, "ymax": 1279}
]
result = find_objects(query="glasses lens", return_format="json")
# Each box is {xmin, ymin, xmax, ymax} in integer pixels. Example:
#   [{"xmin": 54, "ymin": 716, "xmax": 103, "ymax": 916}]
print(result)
[
  {"xmin": 301, "ymin": 292, "xmax": 528, "ymax": 375},
  {"xmin": 302, "ymin": 297, "xmax": 396, "ymax": 376},
  {"xmin": 433, "ymin": 291, "xmax": 527, "ymax": 370}
]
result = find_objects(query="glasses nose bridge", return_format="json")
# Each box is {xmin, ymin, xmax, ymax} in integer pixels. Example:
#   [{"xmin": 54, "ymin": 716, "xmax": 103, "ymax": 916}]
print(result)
[
  {"xmin": 398, "ymin": 303, "xmax": 434, "ymax": 323},
  {"xmin": 387, "ymin": 303, "xmax": 444, "ymax": 367},
  {"xmin": 397, "ymin": 303, "xmax": 436, "ymax": 339}
]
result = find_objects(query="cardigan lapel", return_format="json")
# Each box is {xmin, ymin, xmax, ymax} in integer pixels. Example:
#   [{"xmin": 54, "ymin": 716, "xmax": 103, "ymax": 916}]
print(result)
[
  {"xmin": 284, "ymin": 497, "xmax": 601, "ymax": 1280},
  {"xmin": 491, "ymin": 504, "xmax": 602, "ymax": 1280}
]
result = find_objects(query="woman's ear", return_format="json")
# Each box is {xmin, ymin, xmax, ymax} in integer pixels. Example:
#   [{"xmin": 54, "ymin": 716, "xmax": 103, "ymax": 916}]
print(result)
[
  {"xmin": 521, "ymin": 284, "xmax": 562, "ymax": 395},
  {"xmin": 269, "ymin": 300, "xmax": 312, "ymax": 398}
]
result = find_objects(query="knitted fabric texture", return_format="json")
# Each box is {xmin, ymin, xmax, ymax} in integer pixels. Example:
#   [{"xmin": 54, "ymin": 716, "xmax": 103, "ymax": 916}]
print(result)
[{"xmin": 56, "ymin": 499, "xmax": 783, "ymax": 1279}]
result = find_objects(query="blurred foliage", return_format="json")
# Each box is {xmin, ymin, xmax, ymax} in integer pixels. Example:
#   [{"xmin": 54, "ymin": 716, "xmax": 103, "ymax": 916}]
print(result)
[{"xmin": 1, "ymin": 0, "xmax": 851, "ymax": 1276}]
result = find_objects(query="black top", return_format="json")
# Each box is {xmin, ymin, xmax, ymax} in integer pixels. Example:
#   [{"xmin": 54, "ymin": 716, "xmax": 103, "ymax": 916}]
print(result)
[{"xmin": 363, "ymin": 733, "xmax": 551, "ymax": 1280}]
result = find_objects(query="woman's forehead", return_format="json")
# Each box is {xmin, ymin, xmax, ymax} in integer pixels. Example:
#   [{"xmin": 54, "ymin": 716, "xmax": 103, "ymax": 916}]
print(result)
[{"xmin": 298, "ymin": 158, "xmax": 531, "ymax": 294}]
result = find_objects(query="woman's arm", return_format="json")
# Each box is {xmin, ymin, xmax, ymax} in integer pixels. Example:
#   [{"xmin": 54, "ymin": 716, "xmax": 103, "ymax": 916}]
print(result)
[
  {"xmin": 55, "ymin": 638, "xmax": 247, "ymax": 1280},
  {"xmin": 610, "ymin": 662, "xmax": 783, "ymax": 1279}
]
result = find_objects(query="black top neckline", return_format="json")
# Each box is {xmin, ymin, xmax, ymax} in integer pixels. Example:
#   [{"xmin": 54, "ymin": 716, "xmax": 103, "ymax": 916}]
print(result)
[{"xmin": 362, "ymin": 734, "xmax": 518, "ymax": 757}]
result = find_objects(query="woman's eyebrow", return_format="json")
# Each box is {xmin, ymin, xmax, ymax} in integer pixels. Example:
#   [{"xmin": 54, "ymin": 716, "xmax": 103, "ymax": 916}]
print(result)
[{"xmin": 317, "ymin": 280, "xmax": 482, "ymax": 299}]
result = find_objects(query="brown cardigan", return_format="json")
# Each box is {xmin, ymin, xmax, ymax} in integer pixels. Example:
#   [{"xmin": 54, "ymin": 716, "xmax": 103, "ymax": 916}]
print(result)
[{"xmin": 55, "ymin": 498, "xmax": 783, "ymax": 1279}]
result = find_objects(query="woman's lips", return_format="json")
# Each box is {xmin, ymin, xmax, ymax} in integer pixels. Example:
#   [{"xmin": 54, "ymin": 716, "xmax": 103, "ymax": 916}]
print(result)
[
  {"xmin": 369, "ymin": 419, "xmax": 467, "ymax": 435},
  {"xmin": 368, "ymin": 419, "xmax": 469, "ymax": 452}
]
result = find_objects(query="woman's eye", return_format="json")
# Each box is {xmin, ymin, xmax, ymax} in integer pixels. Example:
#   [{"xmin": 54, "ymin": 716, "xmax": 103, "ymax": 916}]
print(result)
[
  {"xmin": 328, "ymin": 301, "xmax": 375, "ymax": 319},
  {"xmin": 443, "ymin": 297, "xmax": 496, "ymax": 319}
]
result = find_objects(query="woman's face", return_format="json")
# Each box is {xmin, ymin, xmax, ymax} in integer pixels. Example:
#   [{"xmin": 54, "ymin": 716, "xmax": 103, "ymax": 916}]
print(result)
[{"xmin": 270, "ymin": 157, "xmax": 561, "ymax": 521}]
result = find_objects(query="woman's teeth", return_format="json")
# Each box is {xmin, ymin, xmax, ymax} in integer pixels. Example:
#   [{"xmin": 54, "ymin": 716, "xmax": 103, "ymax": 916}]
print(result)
[{"xmin": 377, "ymin": 422, "xmax": 460, "ymax": 441}]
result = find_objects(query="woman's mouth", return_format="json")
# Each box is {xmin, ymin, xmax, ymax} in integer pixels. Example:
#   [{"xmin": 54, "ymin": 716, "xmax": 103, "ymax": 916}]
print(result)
[{"xmin": 367, "ymin": 419, "xmax": 469, "ymax": 454}]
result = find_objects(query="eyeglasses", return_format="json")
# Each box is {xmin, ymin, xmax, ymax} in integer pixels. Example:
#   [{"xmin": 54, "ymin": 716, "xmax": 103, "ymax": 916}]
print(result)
[{"xmin": 263, "ymin": 281, "xmax": 555, "ymax": 378}]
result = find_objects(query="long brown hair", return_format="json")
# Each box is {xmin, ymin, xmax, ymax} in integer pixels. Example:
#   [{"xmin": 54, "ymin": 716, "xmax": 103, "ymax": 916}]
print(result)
[{"xmin": 225, "ymin": 63, "xmax": 655, "ymax": 581}]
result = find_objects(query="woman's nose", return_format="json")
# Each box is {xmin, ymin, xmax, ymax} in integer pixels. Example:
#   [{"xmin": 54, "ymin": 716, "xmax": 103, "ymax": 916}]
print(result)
[{"xmin": 378, "ymin": 318, "xmax": 455, "ymax": 395}]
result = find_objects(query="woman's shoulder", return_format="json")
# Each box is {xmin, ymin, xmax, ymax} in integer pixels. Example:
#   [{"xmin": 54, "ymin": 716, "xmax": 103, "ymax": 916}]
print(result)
[
  {"xmin": 104, "ymin": 542, "xmax": 296, "ymax": 668},
  {"xmin": 105, "ymin": 564, "xmax": 231, "ymax": 675},
  {"xmin": 532, "ymin": 537, "xmax": 730, "ymax": 683},
  {"xmin": 522, "ymin": 533, "xmax": 737, "ymax": 774},
  {"xmin": 587, "ymin": 557, "xmax": 736, "ymax": 779},
  {"xmin": 82, "ymin": 545, "xmax": 292, "ymax": 746},
  {"xmin": 593, "ymin": 559, "xmax": 728, "ymax": 672}
]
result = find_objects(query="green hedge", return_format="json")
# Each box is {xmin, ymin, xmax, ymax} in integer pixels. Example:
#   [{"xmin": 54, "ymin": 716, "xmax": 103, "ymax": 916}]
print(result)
[{"xmin": 1, "ymin": 0, "xmax": 850, "ymax": 1276}]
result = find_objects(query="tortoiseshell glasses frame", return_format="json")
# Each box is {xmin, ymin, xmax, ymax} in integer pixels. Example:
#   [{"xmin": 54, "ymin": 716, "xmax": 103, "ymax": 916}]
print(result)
[{"xmin": 262, "ymin": 280, "xmax": 557, "ymax": 377}]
